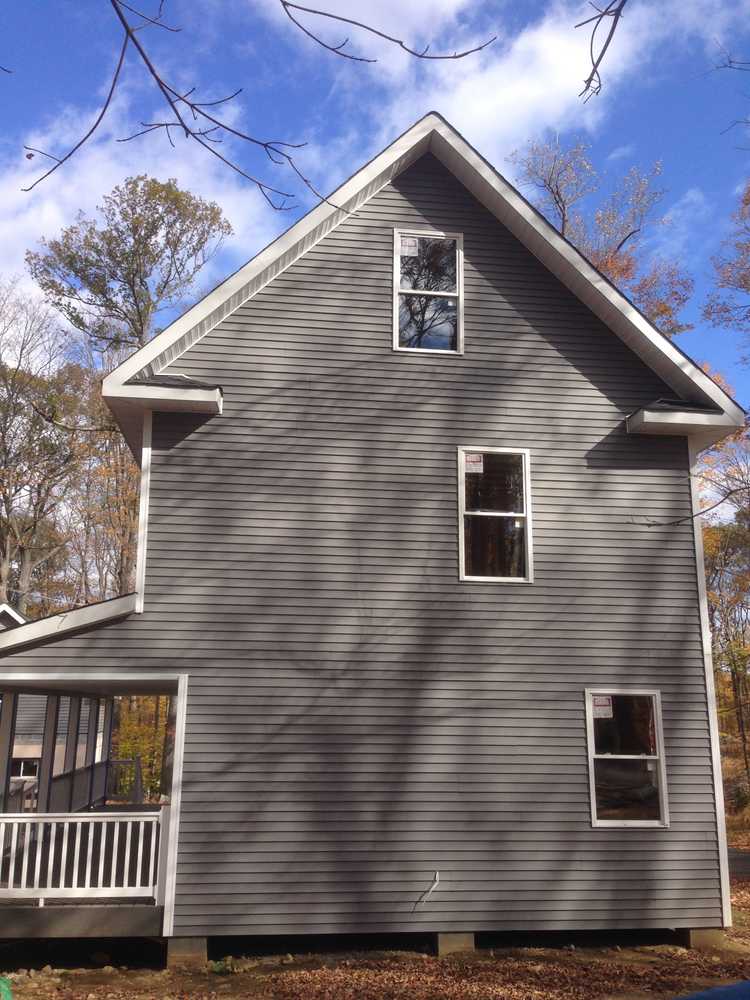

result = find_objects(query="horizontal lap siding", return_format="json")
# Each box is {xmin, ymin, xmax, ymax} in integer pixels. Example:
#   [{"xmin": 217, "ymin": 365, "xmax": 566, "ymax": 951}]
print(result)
[{"xmin": 0, "ymin": 153, "xmax": 721, "ymax": 934}]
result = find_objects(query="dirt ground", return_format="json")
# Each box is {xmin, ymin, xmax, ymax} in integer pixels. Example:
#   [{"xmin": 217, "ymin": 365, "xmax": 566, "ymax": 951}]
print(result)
[{"xmin": 4, "ymin": 882, "xmax": 750, "ymax": 1000}]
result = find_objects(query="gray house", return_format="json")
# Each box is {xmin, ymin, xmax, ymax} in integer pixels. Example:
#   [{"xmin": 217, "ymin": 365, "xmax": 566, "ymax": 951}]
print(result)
[{"xmin": 0, "ymin": 113, "xmax": 745, "ymax": 961}]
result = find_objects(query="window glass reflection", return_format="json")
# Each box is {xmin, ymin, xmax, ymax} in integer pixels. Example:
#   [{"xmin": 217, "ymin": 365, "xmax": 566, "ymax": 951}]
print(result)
[
  {"xmin": 399, "ymin": 294, "xmax": 457, "ymax": 351},
  {"xmin": 464, "ymin": 515, "xmax": 526, "ymax": 578},
  {"xmin": 465, "ymin": 452, "xmax": 524, "ymax": 513},
  {"xmin": 400, "ymin": 236, "xmax": 457, "ymax": 293},
  {"xmin": 593, "ymin": 758, "xmax": 660, "ymax": 821},
  {"xmin": 593, "ymin": 695, "xmax": 657, "ymax": 756}
]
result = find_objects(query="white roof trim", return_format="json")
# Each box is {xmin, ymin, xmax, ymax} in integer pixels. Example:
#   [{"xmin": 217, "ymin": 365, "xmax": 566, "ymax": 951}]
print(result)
[
  {"xmin": 0, "ymin": 594, "xmax": 137, "ymax": 655},
  {"xmin": 627, "ymin": 408, "xmax": 737, "ymax": 437},
  {"xmin": 103, "ymin": 385, "xmax": 223, "ymax": 414},
  {"xmin": 102, "ymin": 112, "xmax": 744, "ymax": 434},
  {"xmin": 0, "ymin": 603, "xmax": 27, "ymax": 628}
]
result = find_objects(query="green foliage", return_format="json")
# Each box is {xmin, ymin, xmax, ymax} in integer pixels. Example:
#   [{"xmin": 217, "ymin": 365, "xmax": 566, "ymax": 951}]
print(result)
[
  {"xmin": 26, "ymin": 175, "xmax": 233, "ymax": 350},
  {"xmin": 110, "ymin": 695, "xmax": 169, "ymax": 801},
  {"xmin": 208, "ymin": 958, "xmax": 236, "ymax": 975}
]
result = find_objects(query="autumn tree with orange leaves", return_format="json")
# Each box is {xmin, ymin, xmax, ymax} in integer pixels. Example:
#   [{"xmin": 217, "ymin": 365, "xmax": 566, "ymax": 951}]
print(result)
[
  {"xmin": 704, "ymin": 181, "xmax": 750, "ymax": 348},
  {"xmin": 508, "ymin": 136, "xmax": 694, "ymax": 337}
]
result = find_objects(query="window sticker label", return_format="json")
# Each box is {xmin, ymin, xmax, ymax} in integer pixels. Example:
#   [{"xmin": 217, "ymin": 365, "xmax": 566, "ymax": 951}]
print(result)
[
  {"xmin": 592, "ymin": 695, "xmax": 613, "ymax": 719},
  {"xmin": 400, "ymin": 236, "xmax": 419, "ymax": 257},
  {"xmin": 465, "ymin": 453, "xmax": 484, "ymax": 474}
]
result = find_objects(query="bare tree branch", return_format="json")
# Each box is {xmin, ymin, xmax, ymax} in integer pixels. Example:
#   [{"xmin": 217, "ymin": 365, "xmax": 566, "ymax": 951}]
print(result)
[
  {"xmin": 576, "ymin": 0, "xmax": 629, "ymax": 100},
  {"xmin": 279, "ymin": 1, "xmax": 496, "ymax": 62},
  {"xmin": 29, "ymin": 401, "xmax": 116, "ymax": 434},
  {"xmin": 117, "ymin": 0, "xmax": 180, "ymax": 32},
  {"xmin": 18, "ymin": 0, "xmax": 491, "ymax": 207},
  {"xmin": 645, "ymin": 485, "xmax": 750, "ymax": 527},
  {"xmin": 0, "ymin": 65, "xmax": 11, "ymax": 74},
  {"xmin": 22, "ymin": 33, "xmax": 129, "ymax": 192}
]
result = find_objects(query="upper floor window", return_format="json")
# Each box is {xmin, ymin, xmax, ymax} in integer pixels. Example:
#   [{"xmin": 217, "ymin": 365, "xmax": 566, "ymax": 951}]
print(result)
[
  {"xmin": 458, "ymin": 447, "xmax": 533, "ymax": 582},
  {"xmin": 394, "ymin": 230, "xmax": 463, "ymax": 353},
  {"xmin": 585, "ymin": 690, "xmax": 669, "ymax": 828}
]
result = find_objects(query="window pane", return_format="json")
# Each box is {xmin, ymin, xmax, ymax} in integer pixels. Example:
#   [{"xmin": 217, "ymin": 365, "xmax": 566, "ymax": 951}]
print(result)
[
  {"xmin": 594, "ymin": 758, "xmax": 661, "ymax": 821},
  {"xmin": 400, "ymin": 236, "xmax": 457, "ymax": 293},
  {"xmin": 465, "ymin": 452, "xmax": 524, "ymax": 512},
  {"xmin": 399, "ymin": 294, "xmax": 457, "ymax": 351},
  {"xmin": 464, "ymin": 515, "xmax": 526, "ymax": 578},
  {"xmin": 593, "ymin": 695, "xmax": 657, "ymax": 756}
]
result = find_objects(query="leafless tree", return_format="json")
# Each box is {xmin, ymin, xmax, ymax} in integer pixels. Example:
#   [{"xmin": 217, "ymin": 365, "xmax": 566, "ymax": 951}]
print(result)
[{"xmin": 14, "ymin": 1, "xmax": 495, "ymax": 209}]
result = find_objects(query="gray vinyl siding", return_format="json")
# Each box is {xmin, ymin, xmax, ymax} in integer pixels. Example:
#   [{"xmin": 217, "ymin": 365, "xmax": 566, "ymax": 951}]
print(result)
[{"xmin": 0, "ymin": 153, "xmax": 722, "ymax": 934}]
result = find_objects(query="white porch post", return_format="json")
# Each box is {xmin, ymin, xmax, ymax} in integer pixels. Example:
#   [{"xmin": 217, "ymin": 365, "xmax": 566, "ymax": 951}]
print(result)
[
  {"xmin": 84, "ymin": 699, "xmax": 98, "ymax": 768},
  {"xmin": 64, "ymin": 696, "xmax": 81, "ymax": 811},
  {"xmin": 0, "ymin": 692, "xmax": 18, "ymax": 812},
  {"xmin": 102, "ymin": 699, "xmax": 114, "ymax": 760},
  {"xmin": 63, "ymin": 697, "xmax": 81, "ymax": 773},
  {"xmin": 36, "ymin": 695, "xmax": 59, "ymax": 812},
  {"xmin": 84, "ymin": 698, "xmax": 99, "ymax": 807}
]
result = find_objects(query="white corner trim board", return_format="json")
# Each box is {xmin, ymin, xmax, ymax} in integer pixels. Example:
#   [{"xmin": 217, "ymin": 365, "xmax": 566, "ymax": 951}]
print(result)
[
  {"xmin": 101, "ymin": 112, "xmax": 743, "ymax": 440},
  {"xmin": 135, "ymin": 411, "xmax": 153, "ymax": 614},
  {"xmin": 688, "ymin": 440, "xmax": 733, "ymax": 928},
  {"xmin": 0, "ymin": 594, "xmax": 138, "ymax": 655}
]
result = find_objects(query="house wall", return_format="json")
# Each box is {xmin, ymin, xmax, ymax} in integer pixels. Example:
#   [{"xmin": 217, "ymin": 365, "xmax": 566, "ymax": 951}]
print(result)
[{"xmin": 0, "ymin": 154, "xmax": 722, "ymax": 935}]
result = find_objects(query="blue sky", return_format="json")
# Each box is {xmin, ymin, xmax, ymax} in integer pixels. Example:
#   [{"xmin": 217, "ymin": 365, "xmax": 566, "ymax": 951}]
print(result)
[{"xmin": 2, "ymin": 1, "xmax": 750, "ymax": 404}]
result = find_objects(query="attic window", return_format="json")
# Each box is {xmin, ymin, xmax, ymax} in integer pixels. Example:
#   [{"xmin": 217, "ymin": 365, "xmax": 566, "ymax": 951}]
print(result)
[{"xmin": 394, "ymin": 230, "xmax": 463, "ymax": 353}]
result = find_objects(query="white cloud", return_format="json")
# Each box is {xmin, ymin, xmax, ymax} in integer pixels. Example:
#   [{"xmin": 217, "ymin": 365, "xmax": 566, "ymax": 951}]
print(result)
[
  {"xmin": 607, "ymin": 144, "xmax": 635, "ymax": 162},
  {"xmin": 0, "ymin": 84, "xmax": 283, "ymax": 301},
  {"xmin": 647, "ymin": 187, "xmax": 711, "ymax": 263}
]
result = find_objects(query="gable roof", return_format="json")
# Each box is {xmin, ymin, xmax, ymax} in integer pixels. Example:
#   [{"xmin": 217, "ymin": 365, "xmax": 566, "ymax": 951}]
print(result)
[{"xmin": 103, "ymin": 111, "xmax": 745, "ymax": 457}]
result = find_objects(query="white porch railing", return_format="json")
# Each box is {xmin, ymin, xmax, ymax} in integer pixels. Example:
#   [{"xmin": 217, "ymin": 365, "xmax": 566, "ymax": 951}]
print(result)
[{"xmin": 0, "ymin": 808, "xmax": 168, "ymax": 903}]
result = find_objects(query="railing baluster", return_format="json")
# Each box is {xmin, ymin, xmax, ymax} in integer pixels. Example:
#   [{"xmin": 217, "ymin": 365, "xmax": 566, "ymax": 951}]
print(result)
[
  {"xmin": 136, "ymin": 821, "xmax": 145, "ymax": 887},
  {"xmin": 48, "ymin": 822, "xmax": 57, "ymax": 889},
  {"xmin": 72, "ymin": 821, "xmax": 82, "ymax": 889},
  {"xmin": 148, "ymin": 817, "xmax": 158, "ymax": 890},
  {"xmin": 97, "ymin": 822, "xmax": 107, "ymax": 889},
  {"xmin": 124, "ymin": 821, "xmax": 132, "ymax": 889},
  {"xmin": 111, "ymin": 821, "xmax": 120, "ymax": 888},
  {"xmin": 20, "ymin": 823, "xmax": 30, "ymax": 889},
  {"xmin": 60, "ymin": 821, "xmax": 69, "ymax": 889},
  {"xmin": 33, "ymin": 819, "xmax": 43, "ymax": 889},
  {"xmin": 84, "ymin": 818, "xmax": 94, "ymax": 889},
  {"xmin": 8, "ymin": 824, "xmax": 18, "ymax": 889}
]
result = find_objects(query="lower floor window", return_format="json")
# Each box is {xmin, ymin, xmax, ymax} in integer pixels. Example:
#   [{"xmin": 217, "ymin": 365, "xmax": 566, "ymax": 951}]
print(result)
[{"xmin": 585, "ymin": 690, "xmax": 669, "ymax": 827}]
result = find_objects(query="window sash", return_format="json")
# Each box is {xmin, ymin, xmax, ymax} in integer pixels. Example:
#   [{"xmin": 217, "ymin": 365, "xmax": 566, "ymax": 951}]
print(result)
[
  {"xmin": 394, "ymin": 230, "xmax": 463, "ymax": 353},
  {"xmin": 398, "ymin": 288, "xmax": 457, "ymax": 299},
  {"xmin": 584, "ymin": 689, "xmax": 669, "ymax": 828},
  {"xmin": 457, "ymin": 447, "xmax": 533, "ymax": 582}
]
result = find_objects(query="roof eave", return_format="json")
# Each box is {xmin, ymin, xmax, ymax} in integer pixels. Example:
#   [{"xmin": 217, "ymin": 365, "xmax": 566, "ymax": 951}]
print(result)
[
  {"xmin": 0, "ymin": 594, "xmax": 138, "ymax": 656},
  {"xmin": 627, "ymin": 407, "xmax": 744, "ymax": 448},
  {"xmin": 102, "ymin": 385, "xmax": 224, "ymax": 463}
]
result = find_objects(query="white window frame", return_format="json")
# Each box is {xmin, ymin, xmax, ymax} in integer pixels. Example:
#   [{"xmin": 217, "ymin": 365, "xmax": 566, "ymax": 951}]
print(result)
[
  {"xmin": 584, "ymin": 688, "xmax": 670, "ymax": 829},
  {"xmin": 457, "ymin": 446, "xmax": 534, "ymax": 583},
  {"xmin": 393, "ymin": 229, "xmax": 464, "ymax": 355}
]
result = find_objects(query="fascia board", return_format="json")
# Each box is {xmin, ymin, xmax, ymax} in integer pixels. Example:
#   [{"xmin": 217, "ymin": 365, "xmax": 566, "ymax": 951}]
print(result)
[
  {"xmin": 0, "ymin": 594, "xmax": 138, "ymax": 655},
  {"xmin": 103, "ymin": 385, "xmax": 223, "ymax": 414}
]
